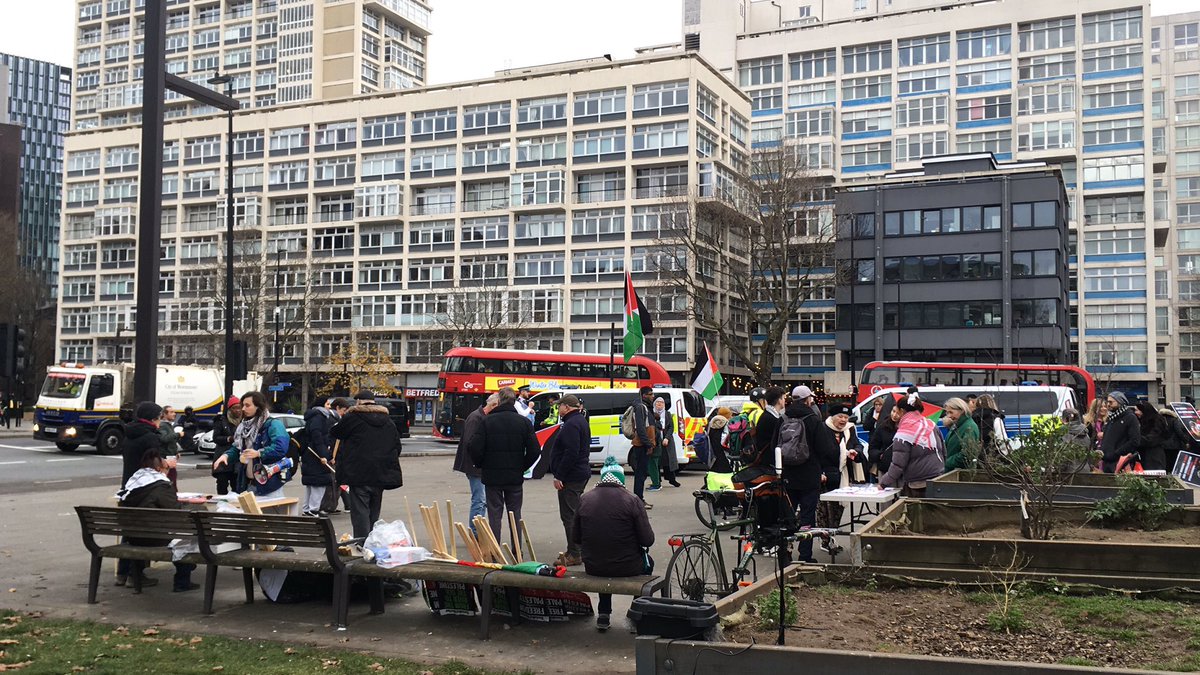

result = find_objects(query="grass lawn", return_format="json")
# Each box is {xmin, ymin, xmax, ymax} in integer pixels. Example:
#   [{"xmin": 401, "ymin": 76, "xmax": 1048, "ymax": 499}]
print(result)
[{"xmin": 0, "ymin": 610, "xmax": 532, "ymax": 674}]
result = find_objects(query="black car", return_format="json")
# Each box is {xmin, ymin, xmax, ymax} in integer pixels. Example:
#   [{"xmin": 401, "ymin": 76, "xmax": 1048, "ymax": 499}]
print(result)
[{"xmin": 374, "ymin": 397, "xmax": 412, "ymax": 438}]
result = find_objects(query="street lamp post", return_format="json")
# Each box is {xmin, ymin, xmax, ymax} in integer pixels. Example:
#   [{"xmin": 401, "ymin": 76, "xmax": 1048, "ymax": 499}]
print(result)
[
  {"xmin": 207, "ymin": 70, "xmax": 235, "ymax": 405},
  {"xmin": 273, "ymin": 244, "xmax": 282, "ymax": 404}
]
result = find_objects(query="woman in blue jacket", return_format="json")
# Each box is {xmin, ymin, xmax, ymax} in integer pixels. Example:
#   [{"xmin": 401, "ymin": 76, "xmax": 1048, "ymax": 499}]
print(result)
[{"xmin": 211, "ymin": 391, "xmax": 290, "ymax": 499}]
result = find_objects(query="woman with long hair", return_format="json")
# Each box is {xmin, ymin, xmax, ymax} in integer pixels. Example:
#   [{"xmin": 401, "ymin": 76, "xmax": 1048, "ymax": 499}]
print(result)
[
  {"xmin": 1083, "ymin": 398, "xmax": 1107, "ymax": 449},
  {"xmin": 1134, "ymin": 401, "xmax": 1168, "ymax": 471},
  {"xmin": 211, "ymin": 391, "xmax": 290, "ymax": 499},
  {"xmin": 973, "ymin": 394, "xmax": 1008, "ymax": 455},
  {"xmin": 867, "ymin": 397, "xmax": 901, "ymax": 481}
]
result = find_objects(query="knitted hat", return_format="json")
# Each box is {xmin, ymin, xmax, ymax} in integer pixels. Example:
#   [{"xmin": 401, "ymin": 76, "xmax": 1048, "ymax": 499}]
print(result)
[
  {"xmin": 1109, "ymin": 391, "xmax": 1129, "ymax": 406},
  {"xmin": 599, "ymin": 456, "xmax": 625, "ymax": 486},
  {"xmin": 226, "ymin": 395, "xmax": 240, "ymax": 408},
  {"xmin": 134, "ymin": 401, "xmax": 163, "ymax": 421},
  {"xmin": 708, "ymin": 415, "xmax": 728, "ymax": 430},
  {"xmin": 827, "ymin": 402, "xmax": 853, "ymax": 417}
]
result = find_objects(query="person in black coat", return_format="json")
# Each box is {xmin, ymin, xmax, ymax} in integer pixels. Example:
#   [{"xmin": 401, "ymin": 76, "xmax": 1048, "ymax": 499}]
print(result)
[
  {"xmin": 868, "ymin": 396, "xmax": 901, "ymax": 481},
  {"xmin": 1134, "ymin": 402, "xmax": 1168, "ymax": 472},
  {"xmin": 210, "ymin": 397, "xmax": 242, "ymax": 495},
  {"xmin": 549, "ymin": 395, "xmax": 590, "ymax": 566},
  {"xmin": 1099, "ymin": 392, "xmax": 1141, "ymax": 473},
  {"xmin": 121, "ymin": 401, "xmax": 168, "ymax": 485},
  {"xmin": 331, "ymin": 389, "xmax": 403, "ymax": 538},
  {"xmin": 785, "ymin": 386, "xmax": 839, "ymax": 563},
  {"xmin": 118, "ymin": 448, "xmax": 197, "ymax": 592},
  {"xmin": 455, "ymin": 394, "xmax": 498, "ymax": 529},
  {"xmin": 1159, "ymin": 407, "xmax": 1195, "ymax": 473},
  {"xmin": 467, "ymin": 387, "xmax": 541, "ymax": 548},
  {"xmin": 300, "ymin": 397, "xmax": 343, "ymax": 516}
]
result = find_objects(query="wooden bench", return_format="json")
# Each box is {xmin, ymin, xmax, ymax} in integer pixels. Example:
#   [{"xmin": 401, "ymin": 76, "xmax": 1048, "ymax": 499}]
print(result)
[
  {"xmin": 342, "ymin": 558, "xmax": 663, "ymax": 638},
  {"xmin": 191, "ymin": 511, "xmax": 347, "ymax": 627},
  {"xmin": 75, "ymin": 506, "xmax": 205, "ymax": 602}
]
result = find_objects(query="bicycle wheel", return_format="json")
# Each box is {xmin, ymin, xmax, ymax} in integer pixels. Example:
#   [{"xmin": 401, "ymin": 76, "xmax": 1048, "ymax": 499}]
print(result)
[{"xmin": 664, "ymin": 540, "xmax": 727, "ymax": 602}]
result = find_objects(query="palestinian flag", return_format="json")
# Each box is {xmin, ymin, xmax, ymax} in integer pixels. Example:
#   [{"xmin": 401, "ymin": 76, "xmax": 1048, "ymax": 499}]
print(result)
[
  {"xmin": 691, "ymin": 343, "xmax": 724, "ymax": 400},
  {"xmin": 623, "ymin": 272, "xmax": 654, "ymax": 362}
]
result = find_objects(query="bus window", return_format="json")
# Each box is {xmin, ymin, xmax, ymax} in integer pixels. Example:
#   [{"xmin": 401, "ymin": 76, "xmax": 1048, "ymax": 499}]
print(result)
[
  {"xmin": 898, "ymin": 368, "xmax": 927, "ymax": 386},
  {"xmin": 682, "ymin": 391, "xmax": 706, "ymax": 417},
  {"xmin": 864, "ymin": 367, "xmax": 898, "ymax": 385},
  {"xmin": 929, "ymin": 369, "xmax": 956, "ymax": 386},
  {"xmin": 991, "ymin": 391, "xmax": 1057, "ymax": 415},
  {"xmin": 961, "ymin": 369, "xmax": 988, "ymax": 388},
  {"xmin": 638, "ymin": 365, "xmax": 651, "ymax": 381}
]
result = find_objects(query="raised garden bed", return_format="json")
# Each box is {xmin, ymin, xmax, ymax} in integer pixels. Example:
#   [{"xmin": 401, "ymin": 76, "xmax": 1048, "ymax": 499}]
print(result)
[
  {"xmin": 928, "ymin": 470, "xmax": 1195, "ymax": 505},
  {"xmin": 720, "ymin": 581, "xmax": 1200, "ymax": 671},
  {"xmin": 855, "ymin": 499, "xmax": 1200, "ymax": 587}
]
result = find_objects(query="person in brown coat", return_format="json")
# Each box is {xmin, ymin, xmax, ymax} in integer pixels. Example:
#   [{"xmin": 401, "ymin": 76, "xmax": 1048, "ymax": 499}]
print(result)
[{"xmin": 572, "ymin": 456, "xmax": 655, "ymax": 632}]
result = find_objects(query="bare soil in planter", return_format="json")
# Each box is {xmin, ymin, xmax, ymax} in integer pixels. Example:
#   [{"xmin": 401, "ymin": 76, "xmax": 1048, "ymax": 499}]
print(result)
[
  {"xmin": 725, "ymin": 585, "xmax": 1200, "ymax": 670},
  {"xmin": 911, "ymin": 522, "xmax": 1197, "ymax": 544}
]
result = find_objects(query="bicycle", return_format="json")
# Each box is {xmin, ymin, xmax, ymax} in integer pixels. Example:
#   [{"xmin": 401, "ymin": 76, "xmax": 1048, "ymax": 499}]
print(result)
[{"xmin": 663, "ymin": 482, "xmax": 845, "ymax": 603}]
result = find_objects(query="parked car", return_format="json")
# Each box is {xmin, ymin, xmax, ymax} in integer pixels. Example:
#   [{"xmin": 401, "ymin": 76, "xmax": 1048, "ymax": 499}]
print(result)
[
  {"xmin": 374, "ymin": 397, "xmax": 412, "ymax": 438},
  {"xmin": 194, "ymin": 413, "xmax": 306, "ymax": 459}
]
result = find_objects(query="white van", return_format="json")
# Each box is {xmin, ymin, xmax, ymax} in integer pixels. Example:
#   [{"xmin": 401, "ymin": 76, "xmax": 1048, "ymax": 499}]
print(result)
[
  {"xmin": 851, "ymin": 385, "xmax": 1079, "ymax": 444},
  {"xmin": 530, "ymin": 388, "xmax": 708, "ymax": 468}
]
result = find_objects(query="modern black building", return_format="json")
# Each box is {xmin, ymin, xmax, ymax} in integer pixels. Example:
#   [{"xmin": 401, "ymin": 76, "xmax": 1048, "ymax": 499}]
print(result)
[{"xmin": 835, "ymin": 153, "xmax": 1071, "ymax": 371}]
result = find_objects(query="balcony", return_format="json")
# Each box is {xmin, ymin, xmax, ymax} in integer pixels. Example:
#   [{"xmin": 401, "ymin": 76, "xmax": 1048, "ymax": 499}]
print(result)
[
  {"xmin": 461, "ymin": 197, "xmax": 508, "ymax": 213},
  {"xmin": 574, "ymin": 188, "xmax": 625, "ymax": 205}
]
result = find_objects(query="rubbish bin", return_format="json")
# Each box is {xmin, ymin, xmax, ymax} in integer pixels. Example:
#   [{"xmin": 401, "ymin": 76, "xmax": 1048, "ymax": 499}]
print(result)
[{"xmin": 626, "ymin": 597, "xmax": 718, "ymax": 640}]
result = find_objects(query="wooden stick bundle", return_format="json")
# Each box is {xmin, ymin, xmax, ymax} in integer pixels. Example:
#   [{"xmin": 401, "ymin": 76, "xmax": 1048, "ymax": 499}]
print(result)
[
  {"xmin": 520, "ymin": 520, "xmax": 537, "ymax": 562},
  {"xmin": 455, "ymin": 522, "xmax": 482, "ymax": 562},
  {"xmin": 507, "ymin": 511, "xmax": 523, "ymax": 563},
  {"xmin": 446, "ymin": 500, "xmax": 456, "ymax": 559},
  {"xmin": 404, "ymin": 496, "xmax": 418, "ymax": 547}
]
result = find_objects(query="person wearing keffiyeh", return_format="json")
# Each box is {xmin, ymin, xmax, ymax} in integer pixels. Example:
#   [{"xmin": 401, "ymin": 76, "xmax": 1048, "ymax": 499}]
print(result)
[
  {"xmin": 878, "ymin": 388, "xmax": 946, "ymax": 497},
  {"xmin": 1099, "ymin": 391, "xmax": 1141, "ymax": 473}
]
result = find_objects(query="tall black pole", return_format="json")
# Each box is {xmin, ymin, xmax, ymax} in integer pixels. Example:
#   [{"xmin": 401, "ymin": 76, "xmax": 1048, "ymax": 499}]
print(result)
[
  {"xmin": 133, "ymin": 0, "xmax": 166, "ymax": 402},
  {"xmin": 222, "ymin": 86, "xmax": 234, "ymax": 404},
  {"xmin": 609, "ymin": 321, "xmax": 616, "ymax": 388},
  {"xmin": 273, "ymin": 245, "xmax": 282, "ymax": 404}
]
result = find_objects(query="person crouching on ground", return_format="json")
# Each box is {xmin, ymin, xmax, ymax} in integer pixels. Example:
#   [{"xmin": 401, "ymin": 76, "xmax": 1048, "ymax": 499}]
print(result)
[
  {"xmin": 571, "ymin": 457, "xmax": 654, "ymax": 632},
  {"xmin": 331, "ymin": 389, "xmax": 403, "ymax": 539},
  {"xmin": 878, "ymin": 389, "xmax": 946, "ymax": 497},
  {"xmin": 212, "ymin": 391, "xmax": 290, "ymax": 500},
  {"xmin": 549, "ymin": 394, "xmax": 588, "ymax": 567},
  {"xmin": 118, "ymin": 448, "xmax": 198, "ymax": 592}
]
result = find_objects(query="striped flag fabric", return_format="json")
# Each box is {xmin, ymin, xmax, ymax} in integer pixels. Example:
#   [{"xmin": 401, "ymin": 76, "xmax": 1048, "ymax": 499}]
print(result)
[
  {"xmin": 623, "ymin": 272, "xmax": 654, "ymax": 362},
  {"xmin": 691, "ymin": 342, "xmax": 724, "ymax": 400}
]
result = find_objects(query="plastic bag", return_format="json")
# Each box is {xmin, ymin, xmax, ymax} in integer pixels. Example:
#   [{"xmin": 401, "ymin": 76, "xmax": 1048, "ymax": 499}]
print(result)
[{"xmin": 362, "ymin": 519, "xmax": 430, "ymax": 568}]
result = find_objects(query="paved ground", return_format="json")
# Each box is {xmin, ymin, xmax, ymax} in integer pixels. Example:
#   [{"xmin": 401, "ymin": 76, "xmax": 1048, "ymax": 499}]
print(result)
[{"xmin": 0, "ymin": 449, "xmax": 839, "ymax": 673}]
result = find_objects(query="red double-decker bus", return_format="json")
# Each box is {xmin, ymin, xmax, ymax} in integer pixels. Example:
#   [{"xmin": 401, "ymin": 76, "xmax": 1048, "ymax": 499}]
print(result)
[
  {"xmin": 433, "ymin": 347, "xmax": 671, "ymax": 439},
  {"xmin": 857, "ymin": 361, "xmax": 1096, "ymax": 407}
]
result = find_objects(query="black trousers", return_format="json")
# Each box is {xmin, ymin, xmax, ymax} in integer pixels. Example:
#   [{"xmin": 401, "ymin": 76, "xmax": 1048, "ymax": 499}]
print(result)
[
  {"xmin": 631, "ymin": 447, "xmax": 649, "ymax": 501},
  {"xmin": 485, "ymin": 484, "xmax": 523, "ymax": 549},
  {"xmin": 790, "ymin": 487, "xmax": 820, "ymax": 562},
  {"xmin": 349, "ymin": 485, "xmax": 384, "ymax": 539},
  {"xmin": 556, "ymin": 480, "xmax": 587, "ymax": 558}
]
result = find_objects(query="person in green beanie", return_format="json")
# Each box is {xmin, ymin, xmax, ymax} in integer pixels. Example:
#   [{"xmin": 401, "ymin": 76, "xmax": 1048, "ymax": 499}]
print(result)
[
  {"xmin": 942, "ymin": 397, "xmax": 980, "ymax": 471},
  {"xmin": 571, "ymin": 456, "xmax": 655, "ymax": 632}
]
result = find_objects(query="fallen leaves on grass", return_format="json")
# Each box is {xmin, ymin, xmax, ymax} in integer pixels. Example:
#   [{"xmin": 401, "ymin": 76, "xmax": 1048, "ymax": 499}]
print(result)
[
  {"xmin": 368, "ymin": 663, "xmax": 385, "ymax": 672},
  {"xmin": 0, "ymin": 640, "xmax": 18, "ymax": 646},
  {"xmin": 0, "ymin": 661, "xmax": 33, "ymax": 671},
  {"xmin": 143, "ymin": 629, "xmax": 159, "ymax": 636}
]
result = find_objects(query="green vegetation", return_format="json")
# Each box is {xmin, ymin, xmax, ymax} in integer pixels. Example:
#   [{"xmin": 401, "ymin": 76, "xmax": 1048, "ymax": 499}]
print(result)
[
  {"xmin": 0, "ymin": 611, "xmax": 530, "ymax": 675},
  {"xmin": 753, "ymin": 589, "xmax": 799, "ymax": 630},
  {"xmin": 1088, "ymin": 475, "xmax": 1178, "ymax": 531},
  {"xmin": 985, "ymin": 607, "xmax": 1027, "ymax": 634},
  {"xmin": 1058, "ymin": 657, "xmax": 1100, "ymax": 667}
]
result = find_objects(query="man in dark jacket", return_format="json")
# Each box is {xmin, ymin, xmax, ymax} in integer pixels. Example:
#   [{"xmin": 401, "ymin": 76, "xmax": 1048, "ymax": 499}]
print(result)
[
  {"xmin": 549, "ymin": 395, "xmax": 589, "ymax": 567},
  {"xmin": 301, "ymin": 397, "xmax": 338, "ymax": 516},
  {"xmin": 572, "ymin": 457, "xmax": 654, "ymax": 632},
  {"xmin": 629, "ymin": 386, "xmax": 656, "ymax": 507},
  {"xmin": 331, "ymin": 389, "xmax": 403, "ymax": 538},
  {"xmin": 455, "ymin": 393, "xmax": 498, "ymax": 528},
  {"xmin": 786, "ymin": 386, "xmax": 839, "ymax": 563},
  {"xmin": 1100, "ymin": 391, "xmax": 1141, "ymax": 472},
  {"xmin": 467, "ymin": 387, "xmax": 541, "ymax": 547}
]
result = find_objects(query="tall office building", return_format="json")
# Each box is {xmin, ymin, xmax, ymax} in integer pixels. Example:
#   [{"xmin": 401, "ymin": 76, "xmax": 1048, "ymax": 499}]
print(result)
[
  {"xmin": 71, "ymin": 0, "xmax": 431, "ymax": 131},
  {"xmin": 0, "ymin": 53, "xmax": 72, "ymax": 298},
  {"xmin": 1152, "ymin": 11, "xmax": 1200, "ymax": 400},
  {"xmin": 57, "ymin": 52, "xmax": 752, "ymax": 410},
  {"xmin": 682, "ymin": 0, "xmax": 1164, "ymax": 397}
]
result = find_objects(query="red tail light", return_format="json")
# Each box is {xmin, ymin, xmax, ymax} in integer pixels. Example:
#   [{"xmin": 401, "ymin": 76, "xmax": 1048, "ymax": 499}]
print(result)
[{"xmin": 668, "ymin": 537, "xmax": 683, "ymax": 548}]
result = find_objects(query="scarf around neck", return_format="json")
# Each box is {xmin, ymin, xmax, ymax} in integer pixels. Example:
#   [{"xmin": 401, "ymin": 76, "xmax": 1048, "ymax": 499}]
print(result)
[
  {"xmin": 118, "ymin": 467, "xmax": 170, "ymax": 501},
  {"xmin": 234, "ymin": 412, "xmax": 269, "ymax": 451},
  {"xmin": 895, "ymin": 410, "xmax": 939, "ymax": 449}
]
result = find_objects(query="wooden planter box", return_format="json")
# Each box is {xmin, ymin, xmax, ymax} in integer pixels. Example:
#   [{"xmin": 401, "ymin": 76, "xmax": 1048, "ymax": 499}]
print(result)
[
  {"xmin": 856, "ymin": 499, "xmax": 1200, "ymax": 582},
  {"xmin": 928, "ymin": 470, "xmax": 1195, "ymax": 505}
]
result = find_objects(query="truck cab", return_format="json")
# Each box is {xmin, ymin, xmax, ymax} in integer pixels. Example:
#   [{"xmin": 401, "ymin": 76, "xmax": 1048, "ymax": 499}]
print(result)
[{"xmin": 34, "ymin": 365, "xmax": 127, "ymax": 453}]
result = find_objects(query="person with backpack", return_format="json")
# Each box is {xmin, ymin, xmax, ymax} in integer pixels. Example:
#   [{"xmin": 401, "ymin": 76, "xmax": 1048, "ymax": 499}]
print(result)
[
  {"xmin": 784, "ymin": 386, "xmax": 835, "ymax": 563},
  {"xmin": 622, "ymin": 386, "xmax": 657, "ymax": 508},
  {"xmin": 879, "ymin": 389, "xmax": 946, "ymax": 497}
]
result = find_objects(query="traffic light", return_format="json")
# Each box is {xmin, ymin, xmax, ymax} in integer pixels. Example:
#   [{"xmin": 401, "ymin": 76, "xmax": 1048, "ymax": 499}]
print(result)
[
  {"xmin": 230, "ymin": 339, "xmax": 248, "ymax": 380},
  {"xmin": 10, "ymin": 326, "xmax": 25, "ymax": 378}
]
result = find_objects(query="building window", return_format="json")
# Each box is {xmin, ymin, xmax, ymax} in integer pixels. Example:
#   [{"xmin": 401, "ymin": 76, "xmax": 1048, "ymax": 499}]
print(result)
[
  {"xmin": 269, "ymin": 126, "xmax": 308, "ymax": 152},
  {"xmin": 410, "ymin": 145, "xmax": 456, "ymax": 172},
  {"xmin": 1083, "ymin": 9, "xmax": 1142, "ymax": 44},
  {"xmin": 1017, "ymin": 53, "xmax": 1074, "ymax": 81},
  {"xmin": 463, "ymin": 102, "xmax": 511, "ymax": 131},
  {"xmin": 841, "ymin": 142, "xmax": 891, "ymax": 168},
  {"xmin": 786, "ymin": 108, "xmax": 833, "ymax": 138},
  {"xmin": 790, "ymin": 49, "xmax": 836, "ymax": 79},
  {"xmin": 572, "ymin": 208, "xmax": 624, "ymax": 237},
  {"xmin": 738, "ymin": 56, "xmax": 783, "ymax": 87},
  {"xmin": 514, "ymin": 251, "xmax": 565, "ymax": 282},
  {"xmin": 955, "ymin": 95, "xmax": 1011, "ymax": 122},
  {"xmin": 363, "ymin": 114, "xmax": 405, "ymax": 143},
  {"xmin": 510, "ymin": 170, "xmax": 564, "ymax": 206},
  {"xmin": 632, "ymin": 81, "xmax": 688, "ymax": 115},
  {"xmin": 1019, "ymin": 17, "xmax": 1076, "ymax": 52},
  {"xmin": 516, "ymin": 134, "xmax": 568, "ymax": 163},
  {"xmin": 1018, "ymin": 120, "xmax": 1075, "ymax": 151},
  {"xmin": 957, "ymin": 60, "xmax": 1012, "ymax": 88},
  {"xmin": 315, "ymin": 156, "xmax": 356, "ymax": 181},
  {"xmin": 1082, "ymin": 45, "xmax": 1142, "ymax": 74},
  {"xmin": 1084, "ymin": 342, "xmax": 1147, "ymax": 368},
  {"xmin": 749, "ymin": 87, "xmax": 783, "ymax": 111},
  {"xmin": 461, "ymin": 216, "xmax": 509, "ymax": 244},
  {"xmin": 362, "ymin": 150, "xmax": 405, "ymax": 179},
  {"xmin": 957, "ymin": 26, "xmax": 1011, "ymax": 60},
  {"xmin": 1084, "ymin": 265, "xmax": 1146, "ymax": 292},
  {"xmin": 1085, "ymin": 229, "xmax": 1145, "ymax": 255},
  {"xmin": 788, "ymin": 81, "xmax": 835, "ymax": 107},
  {"xmin": 575, "ymin": 171, "xmax": 625, "ymax": 204},
  {"xmin": 1176, "ymin": 23, "xmax": 1200, "ymax": 48},
  {"xmin": 462, "ymin": 141, "xmax": 510, "ymax": 169},
  {"xmin": 893, "ymin": 132, "xmax": 947, "ymax": 162},
  {"xmin": 842, "ymin": 42, "xmax": 891, "ymax": 74},
  {"xmin": 894, "ymin": 96, "xmax": 946, "ymax": 128},
  {"xmin": 633, "ymin": 121, "xmax": 688, "ymax": 152},
  {"xmin": 843, "ymin": 75, "xmax": 890, "ymax": 102},
  {"xmin": 898, "ymin": 68, "xmax": 950, "ymax": 95},
  {"xmin": 571, "ymin": 248, "xmax": 625, "ymax": 281},
  {"xmin": 898, "ymin": 34, "xmax": 949, "ymax": 66},
  {"xmin": 411, "ymin": 108, "xmax": 457, "ymax": 137},
  {"xmin": 315, "ymin": 120, "xmax": 357, "ymax": 146},
  {"xmin": 517, "ymin": 96, "xmax": 567, "ymax": 125},
  {"xmin": 1082, "ymin": 81, "xmax": 1143, "ymax": 109},
  {"xmin": 1082, "ymin": 117, "xmax": 1142, "ymax": 146},
  {"xmin": 574, "ymin": 89, "xmax": 625, "ymax": 118},
  {"xmin": 1083, "ymin": 155, "xmax": 1144, "ymax": 183},
  {"xmin": 573, "ymin": 128, "xmax": 626, "ymax": 160}
]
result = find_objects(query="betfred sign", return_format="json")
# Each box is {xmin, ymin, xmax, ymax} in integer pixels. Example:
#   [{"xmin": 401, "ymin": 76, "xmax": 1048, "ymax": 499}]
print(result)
[{"xmin": 404, "ymin": 388, "xmax": 439, "ymax": 398}]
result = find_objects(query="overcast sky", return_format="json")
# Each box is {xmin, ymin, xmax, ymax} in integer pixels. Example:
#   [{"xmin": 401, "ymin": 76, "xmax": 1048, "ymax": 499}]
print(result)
[{"xmin": 0, "ymin": 0, "xmax": 1193, "ymax": 84}]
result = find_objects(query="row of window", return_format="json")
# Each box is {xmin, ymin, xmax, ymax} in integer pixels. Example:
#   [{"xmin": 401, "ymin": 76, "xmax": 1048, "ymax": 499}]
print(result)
[
  {"xmin": 856, "ymin": 249, "xmax": 1060, "ymax": 283},
  {"xmin": 740, "ymin": 10, "xmax": 1143, "ymax": 86},
  {"xmin": 842, "ymin": 299, "xmax": 1060, "ymax": 331},
  {"xmin": 849, "ymin": 202, "xmax": 1057, "ymax": 238}
]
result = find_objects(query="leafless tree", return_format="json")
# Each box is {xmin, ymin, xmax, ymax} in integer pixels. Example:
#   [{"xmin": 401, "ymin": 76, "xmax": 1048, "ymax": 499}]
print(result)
[
  {"xmin": 434, "ymin": 283, "xmax": 529, "ymax": 349},
  {"xmin": 653, "ymin": 143, "xmax": 839, "ymax": 385}
]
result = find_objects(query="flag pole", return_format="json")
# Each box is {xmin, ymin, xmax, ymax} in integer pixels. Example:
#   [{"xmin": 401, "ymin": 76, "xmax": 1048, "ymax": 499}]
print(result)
[{"xmin": 609, "ymin": 321, "xmax": 616, "ymax": 388}]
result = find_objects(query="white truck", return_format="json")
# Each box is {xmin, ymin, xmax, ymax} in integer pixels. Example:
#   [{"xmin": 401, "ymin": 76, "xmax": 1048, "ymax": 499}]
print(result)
[{"xmin": 33, "ymin": 363, "xmax": 260, "ymax": 454}]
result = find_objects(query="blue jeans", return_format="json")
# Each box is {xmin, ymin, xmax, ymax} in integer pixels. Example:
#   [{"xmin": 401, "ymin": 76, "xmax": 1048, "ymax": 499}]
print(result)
[{"xmin": 468, "ymin": 476, "xmax": 486, "ymax": 528}]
